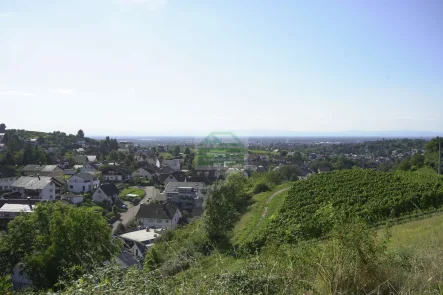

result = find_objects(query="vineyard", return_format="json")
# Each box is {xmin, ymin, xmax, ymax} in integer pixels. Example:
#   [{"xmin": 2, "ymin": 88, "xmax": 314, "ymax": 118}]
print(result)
[{"xmin": 248, "ymin": 168, "xmax": 443, "ymax": 246}]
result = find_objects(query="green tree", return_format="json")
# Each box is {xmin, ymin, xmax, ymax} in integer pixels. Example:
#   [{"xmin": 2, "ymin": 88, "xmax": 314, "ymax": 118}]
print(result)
[
  {"xmin": 2, "ymin": 150, "xmax": 15, "ymax": 165},
  {"xmin": 0, "ymin": 123, "xmax": 5, "ymax": 133},
  {"xmin": 184, "ymin": 147, "xmax": 191, "ymax": 155},
  {"xmin": 174, "ymin": 146, "xmax": 181, "ymax": 156},
  {"xmin": 203, "ymin": 173, "xmax": 248, "ymax": 243},
  {"xmin": 0, "ymin": 275, "xmax": 12, "ymax": 295},
  {"xmin": 125, "ymin": 154, "xmax": 135, "ymax": 167},
  {"xmin": 77, "ymin": 129, "xmax": 84, "ymax": 138},
  {"xmin": 279, "ymin": 165, "xmax": 300, "ymax": 180},
  {"xmin": 112, "ymin": 205, "xmax": 118, "ymax": 217},
  {"xmin": 108, "ymin": 150, "xmax": 119, "ymax": 163},
  {"xmin": 0, "ymin": 202, "xmax": 120, "ymax": 289},
  {"xmin": 37, "ymin": 136, "xmax": 45, "ymax": 145},
  {"xmin": 118, "ymin": 151, "xmax": 126, "ymax": 162}
]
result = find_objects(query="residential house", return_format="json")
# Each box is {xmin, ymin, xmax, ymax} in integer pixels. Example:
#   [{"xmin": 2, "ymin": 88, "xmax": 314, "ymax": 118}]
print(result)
[
  {"xmin": 158, "ymin": 171, "xmax": 186, "ymax": 186},
  {"xmin": 194, "ymin": 168, "xmax": 220, "ymax": 182},
  {"xmin": 73, "ymin": 155, "xmax": 88, "ymax": 164},
  {"xmin": 0, "ymin": 166, "xmax": 18, "ymax": 192},
  {"xmin": 77, "ymin": 139, "xmax": 86, "ymax": 147},
  {"xmin": 186, "ymin": 175, "xmax": 213, "ymax": 185},
  {"xmin": 119, "ymin": 141, "xmax": 134, "ymax": 149},
  {"xmin": 24, "ymin": 138, "xmax": 38, "ymax": 146},
  {"xmin": 0, "ymin": 143, "xmax": 5, "ymax": 152},
  {"xmin": 146, "ymin": 164, "xmax": 162, "ymax": 176},
  {"xmin": 163, "ymin": 159, "xmax": 180, "ymax": 171},
  {"xmin": 75, "ymin": 148, "xmax": 85, "ymax": 154},
  {"xmin": 160, "ymin": 166, "xmax": 175, "ymax": 174},
  {"xmin": 136, "ymin": 203, "xmax": 182, "ymax": 230},
  {"xmin": 163, "ymin": 182, "xmax": 206, "ymax": 211},
  {"xmin": 102, "ymin": 167, "xmax": 130, "ymax": 182},
  {"xmin": 67, "ymin": 173, "xmax": 100, "ymax": 193},
  {"xmin": 11, "ymin": 176, "xmax": 57, "ymax": 200},
  {"xmin": 132, "ymin": 168, "xmax": 154, "ymax": 180},
  {"xmin": 0, "ymin": 203, "xmax": 34, "ymax": 220},
  {"xmin": 0, "ymin": 133, "xmax": 4, "ymax": 142},
  {"xmin": 56, "ymin": 158, "xmax": 70, "ymax": 169},
  {"xmin": 298, "ymin": 166, "xmax": 313, "ymax": 178},
  {"xmin": 81, "ymin": 162, "xmax": 101, "ymax": 174},
  {"xmin": 115, "ymin": 250, "xmax": 142, "ymax": 270},
  {"xmin": 118, "ymin": 229, "xmax": 162, "ymax": 258},
  {"xmin": 256, "ymin": 165, "xmax": 268, "ymax": 173},
  {"xmin": 146, "ymin": 157, "xmax": 159, "ymax": 167},
  {"xmin": 22, "ymin": 165, "xmax": 64, "ymax": 179},
  {"xmin": 225, "ymin": 167, "xmax": 248, "ymax": 178},
  {"xmin": 63, "ymin": 169, "xmax": 76, "ymax": 175},
  {"xmin": 157, "ymin": 145, "xmax": 168, "ymax": 152},
  {"xmin": 92, "ymin": 183, "xmax": 120, "ymax": 204},
  {"xmin": 86, "ymin": 155, "xmax": 97, "ymax": 162},
  {"xmin": 61, "ymin": 193, "xmax": 84, "ymax": 204}
]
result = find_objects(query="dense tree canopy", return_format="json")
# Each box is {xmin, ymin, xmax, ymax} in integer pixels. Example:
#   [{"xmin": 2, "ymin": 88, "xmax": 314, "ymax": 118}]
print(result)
[
  {"xmin": 0, "ymin": 123, "xmax": 6, "ymax": 133},
  {"xmin": 77, "ymin": 129, "xmax": 84, "ymax": 138},
  {"xmin": 0, "ymin": 202, "xmax": 120, "ymax": 290},
  {"xmin": 203, "ymin": 173, "xmax": 249, "ymax": 243}
]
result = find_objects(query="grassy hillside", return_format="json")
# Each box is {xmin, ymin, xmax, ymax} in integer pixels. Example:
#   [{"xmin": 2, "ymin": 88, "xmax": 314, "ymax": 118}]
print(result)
[
  {"xmin": 42, "ymin": 204, "xmax": 443, "ymax": 295},
  {"xmin": 415, "ymin": 166, "xmax": 437, "ymax": 175},
  {"xmin": 248, "ymin": 169, "xmax": 443, "ymax": 248},
  {"xmin": 233, "ymin": 183, "xmax": 292, "ymax": 244}
]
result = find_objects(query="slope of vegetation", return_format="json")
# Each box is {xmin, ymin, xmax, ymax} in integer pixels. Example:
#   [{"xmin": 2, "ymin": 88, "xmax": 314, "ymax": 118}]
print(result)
[
  {"xmin": 232, "ymin": 183, "xmax": 291, "ymax": 245},
  {"xmin": 13, "ymin": 171, "xmax": 443, "ymax": 295},
  {"xmin": 249, "ymin": 168, "xmax": 443, "ymax": 248},
  {"xmin": 415, "ymin": 166, "xmax": 438, "ymax": 175}
]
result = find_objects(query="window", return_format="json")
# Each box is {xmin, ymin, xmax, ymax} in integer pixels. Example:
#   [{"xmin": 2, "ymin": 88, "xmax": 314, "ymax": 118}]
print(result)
[
  {"xmin": 69, "ymin": 185, "xmax": 73, "ymax": 189},
  {"xmin": 49, "ymin": 189, "xmax": 53, "ymax": 192},
  {"xmin": 157, "ymin": 219, "xmax": 162, "ymax": 223}
]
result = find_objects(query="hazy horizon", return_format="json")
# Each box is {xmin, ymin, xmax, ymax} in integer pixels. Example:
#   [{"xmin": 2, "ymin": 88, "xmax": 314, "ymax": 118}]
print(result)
[{"xmin": 1, "ymin": 0, "xmax": 442, "ymax": 135}]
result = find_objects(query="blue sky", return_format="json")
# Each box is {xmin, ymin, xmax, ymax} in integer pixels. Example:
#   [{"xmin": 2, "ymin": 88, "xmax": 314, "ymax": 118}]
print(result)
[{"xmin": 0, "ymin": 0, "xmax": 442, "ymax": 136}]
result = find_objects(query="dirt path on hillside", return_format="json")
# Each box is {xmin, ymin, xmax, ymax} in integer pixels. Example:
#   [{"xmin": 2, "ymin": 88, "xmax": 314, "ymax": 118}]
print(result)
[{"xmin": 261, "ymin": 187, "xmax": 291, "ymax": 219}]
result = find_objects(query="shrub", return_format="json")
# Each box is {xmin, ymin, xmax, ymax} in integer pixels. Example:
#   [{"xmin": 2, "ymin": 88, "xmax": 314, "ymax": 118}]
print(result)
[
  {"xmin": 160, "ymin": 257, "xmax": 191, "ymax": 277},
  {"xmin": 252, "ymin": 182, "xmax": 270, "ymax": 194}
]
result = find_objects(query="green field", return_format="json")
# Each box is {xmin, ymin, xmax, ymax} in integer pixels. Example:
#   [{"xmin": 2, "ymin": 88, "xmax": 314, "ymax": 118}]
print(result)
[
  {"xmin": 381, "ymin": 212, "xmax": 443, "ymax": 250},
  {"xmin": 248, "ymin": 149, "xmax": 279, "ymax": 155},
  {"xmin": 119, "ymin": 187, "xmax": 145, "ymax": 198}
]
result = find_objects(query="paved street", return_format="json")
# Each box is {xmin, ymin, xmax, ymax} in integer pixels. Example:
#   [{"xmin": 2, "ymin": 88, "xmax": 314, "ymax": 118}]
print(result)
[{"xmin": 112, "ymin": 186, "xmax": 157, "ymax": 234}]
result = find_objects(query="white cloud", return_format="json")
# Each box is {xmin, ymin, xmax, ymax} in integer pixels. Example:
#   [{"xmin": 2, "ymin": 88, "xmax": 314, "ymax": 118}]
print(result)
[
  {"xmin": 52, "ymin": 88, "xmax": 74, "ymax": 95},
  {"xmin": 121, "ymin": 0, "xmax": 166, "ymax": 10},
  {"xmin": 0, "ymin": 90, "xmax": 34, "ymax": 96}
]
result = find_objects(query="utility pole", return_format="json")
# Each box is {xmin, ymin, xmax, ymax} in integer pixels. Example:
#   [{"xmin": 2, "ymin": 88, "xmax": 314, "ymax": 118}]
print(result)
[{"xmin": 439, "ymin": 137, "xmax": 441, "ymax": 175}]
